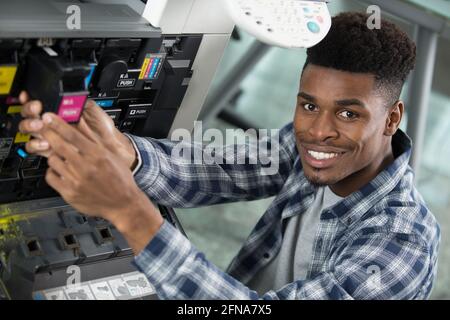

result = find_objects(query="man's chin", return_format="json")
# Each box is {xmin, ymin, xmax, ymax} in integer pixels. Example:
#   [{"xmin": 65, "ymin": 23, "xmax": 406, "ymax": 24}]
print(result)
[
  {"xmin": 303, "ymin": 169, "xmax": 338, "ymax": 187},
  {"xmin": 305, "ymin": 177, "xmax": 329, "ymax": 187}
]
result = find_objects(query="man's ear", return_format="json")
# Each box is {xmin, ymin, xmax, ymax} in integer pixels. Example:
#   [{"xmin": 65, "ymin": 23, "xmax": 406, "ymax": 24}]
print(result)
[{"xmin": 385, "ymin": 100, "xmax": 404, "ymax": 136}]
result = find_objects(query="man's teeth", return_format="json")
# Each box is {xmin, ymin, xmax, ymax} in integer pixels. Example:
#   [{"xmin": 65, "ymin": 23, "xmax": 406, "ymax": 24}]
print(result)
[{"xmin": 307, "ymin": 150, "xmax": 339, "ymax": 160}]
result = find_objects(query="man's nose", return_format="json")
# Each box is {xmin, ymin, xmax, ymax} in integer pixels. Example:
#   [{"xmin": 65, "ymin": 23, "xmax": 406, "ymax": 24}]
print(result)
[{"xmin": 307, "ymin": 112, "xmax": 339, "ymax": 142}]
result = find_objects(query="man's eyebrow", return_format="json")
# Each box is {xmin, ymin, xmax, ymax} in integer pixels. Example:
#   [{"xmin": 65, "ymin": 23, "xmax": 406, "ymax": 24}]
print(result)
[
  {"xmin": 298, "ymin": 92, "xmax": 367, "ymax": 109},
  {"xmin": 297, "ymin": 92, "xmax": 316, "ymax": 102},
  {"xmin": 335, "ymin": 99, "xmax": 366, "ymax": 109}
]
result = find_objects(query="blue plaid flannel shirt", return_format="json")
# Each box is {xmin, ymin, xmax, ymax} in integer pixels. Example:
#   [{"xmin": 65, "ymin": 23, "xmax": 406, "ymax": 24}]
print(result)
[{"xmin": 128, "ymin": 123, "xmax": 440, "ymax": 299}]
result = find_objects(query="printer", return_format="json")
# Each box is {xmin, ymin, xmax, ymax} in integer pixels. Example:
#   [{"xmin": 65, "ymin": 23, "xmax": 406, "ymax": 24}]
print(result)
[{"xmin": 0, "ymin": 0, "xmax": 233, "ymax": 300}]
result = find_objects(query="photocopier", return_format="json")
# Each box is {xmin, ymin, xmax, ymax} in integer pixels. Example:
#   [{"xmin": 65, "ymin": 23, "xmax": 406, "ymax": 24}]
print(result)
[{"xmin": 0, "ymin": 0, "xmax": 234, "ymax": 300}]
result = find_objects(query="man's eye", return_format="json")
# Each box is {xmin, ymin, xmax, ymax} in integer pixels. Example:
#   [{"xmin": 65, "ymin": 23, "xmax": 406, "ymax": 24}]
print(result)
[
  {"xmin": 303, "ymin": 103, "xmax": 317, "ymax": 112},
  {"xmin": 339, "ymin": 110, "xmax": 358, "ymax": 119}
]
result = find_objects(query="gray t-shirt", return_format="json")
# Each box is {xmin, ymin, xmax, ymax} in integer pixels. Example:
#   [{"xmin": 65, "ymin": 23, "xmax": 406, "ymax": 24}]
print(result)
[{"xmin": 248, "ymin": 186, "xmax": 343, "ymax": 295}]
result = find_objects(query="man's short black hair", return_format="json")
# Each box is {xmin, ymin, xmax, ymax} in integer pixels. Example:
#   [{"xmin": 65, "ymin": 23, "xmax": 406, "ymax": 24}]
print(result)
[{"xmin": 304, "ymin": 12, "xmax": 416, "ymax": 106}]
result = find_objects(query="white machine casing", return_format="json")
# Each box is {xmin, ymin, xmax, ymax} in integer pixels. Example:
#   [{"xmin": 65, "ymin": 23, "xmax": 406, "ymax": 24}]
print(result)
[
  {"xmin": 222, "ymin": 0, "xmax": 332, "ymax": 49},
  {"xmin": 142, "ymin": 0, "xmax": 235, "ymax": 135}
]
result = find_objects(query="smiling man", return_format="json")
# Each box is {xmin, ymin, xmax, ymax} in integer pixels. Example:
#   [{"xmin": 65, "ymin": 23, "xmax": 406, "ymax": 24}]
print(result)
[
  {"xmin": 19, "ymin": 12, "xmax": 440, "ymax": 299},
  {"xmin": 296, "ymin": 66, "xmax": 398, "ymax": 196}
]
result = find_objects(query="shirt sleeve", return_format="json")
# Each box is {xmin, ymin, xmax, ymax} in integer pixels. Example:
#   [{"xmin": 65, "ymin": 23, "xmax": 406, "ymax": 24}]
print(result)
[
  {"xmin": 133, "ymin": 221, "xmax": 432, "ymax": 300},
  {"xmin": 126, "ymin": 123, "xmax": 298, "ymax": 208},
  {"xmin": 123, "ymin": 133, "xmax": 143, "ymax": 176}
]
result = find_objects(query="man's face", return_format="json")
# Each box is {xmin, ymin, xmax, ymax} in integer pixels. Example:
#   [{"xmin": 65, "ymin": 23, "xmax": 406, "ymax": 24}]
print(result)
[{"xmin": 294, "ymin": 64, "xmax": 391, "ymax": 189}]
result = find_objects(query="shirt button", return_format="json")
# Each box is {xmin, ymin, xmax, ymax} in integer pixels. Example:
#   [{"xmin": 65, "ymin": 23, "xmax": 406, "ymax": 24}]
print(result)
[
  {"xmin": 263, "ymin": 253, "xmax": 270, "ymax": 259},
  {"xmin": 316, "ymin": 238, "xmax": 323, "ymax": 249}
]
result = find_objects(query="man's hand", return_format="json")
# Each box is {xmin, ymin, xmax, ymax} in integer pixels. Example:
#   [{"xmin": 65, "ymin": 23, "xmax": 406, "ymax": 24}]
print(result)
[
  {"xmin": 18, "ymin": 92, "xmax": 138, "ymax": 170},
  {"xmin": 18, "ymin": 92, "xmax": 52, "ymax": 157},
  {"xmin": 40, "ymin": 112, "xmax": 163, "ymax": 254},
  {"xmin": 79, "ymin": 100, "xmax": 139, "ymax": 171}
]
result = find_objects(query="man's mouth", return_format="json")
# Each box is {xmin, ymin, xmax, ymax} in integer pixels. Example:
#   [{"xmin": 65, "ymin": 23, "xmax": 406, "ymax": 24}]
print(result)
[
  {"xmin": 301, "ymin": 144, "xmax": 347, "ymax": 169},
  {"xmin": 307, "ymin": 150, "xmax": 340, "ymax": 160}
]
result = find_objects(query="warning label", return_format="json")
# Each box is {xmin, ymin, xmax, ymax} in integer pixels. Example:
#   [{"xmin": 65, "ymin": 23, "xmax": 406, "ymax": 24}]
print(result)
[
  {"xmin": 32, "ymin": 271, "xmax": 155, "ymax": 300},
  {"xmin": 0, "ymin": 65, "xmax": 18, "ymax": 95},
  {"xmin": 7, "ymin": 105, "xmax": 22, "ymax": 114},
  {"xmin": 14, "ymin": 132, "xmax": 31, "ymax": 144}
]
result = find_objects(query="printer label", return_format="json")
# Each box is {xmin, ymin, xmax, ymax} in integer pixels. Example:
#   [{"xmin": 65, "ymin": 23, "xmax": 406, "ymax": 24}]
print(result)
[
  {"xmin": 33, "ymin": 271, "xmax": 154, "ymax": 300},
  {"xmin": 139, "ymin": 54, "xmax": 164, "ymax": 80},
  {"xmin": 14, "ymin": 132, "xmax": 31, "ymax": 144},
  {"xmin": 116, "ymin": 78, "xmax": 136, "ymax": 88},
  {"xmin": 7, "ymin": 105, "xmax": 22, "ymax": 114},
  {"xmin": 0, "ymin": 138, "xmax": 13, "ymax": 159},
  {"xmin": 126, "ymin": 107, "xmax": 149, "ymax": 119},
  {"xmin": 0, "ymin": 65, "xmax": 18, "ymax": 95},
  {"xmin": 58, "ymin": 95, "xmax": 87, "ymax": 123}
]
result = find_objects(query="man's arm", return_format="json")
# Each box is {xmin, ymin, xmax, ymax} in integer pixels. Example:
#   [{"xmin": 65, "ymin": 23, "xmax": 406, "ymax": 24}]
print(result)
[
  {"xmin": 133, "ymin": 221, "xmax": 433, "ymax": 300},
  {"xmin": 126, "ymin": 123, "xmax": 298, "ymax": 208},
  {"xmin": 19, "ymin": 95, "xmax": 298, "ymax": 208}
]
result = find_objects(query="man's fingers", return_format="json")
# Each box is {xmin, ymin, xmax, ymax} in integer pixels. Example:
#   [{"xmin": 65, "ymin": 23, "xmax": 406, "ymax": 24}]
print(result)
[
  {"xmin": 41, "ymin": 127, "xmax": 83, "ymax": 164},
  {"xmin": 42, "ymin": 113, "xmax": 94, "ymax": 152},
  {"xmin": 84, "ymin": 99, "xmax": 99, "ymax": 113},
  {"xmin": 47, "ymin": 154, "xmax": 77, "ymax": 181},
  {"xmin": 25, "ymin": 139, "xmax": 50, "ymax": 153},
  {"xmin": 82, "ymin": 100, "xmax": 115, "ymax": 136},
  {"xmin": 19, "ymin": 118, "xmax": 44, "ymax": 134},
  {"xmin": 77, "ymin": 117, "xmax": 101, "ymax": 143},
  {"xmin": 45, "ymin": 168, "xmax": 68, "ymax": 195},
  {"xmin": 19, "ymin": 91, "xmax": 30, "ymax": 104},
  {"xmin": 21, "ymin": 100, "xmax": 43, "ymax": 118}
]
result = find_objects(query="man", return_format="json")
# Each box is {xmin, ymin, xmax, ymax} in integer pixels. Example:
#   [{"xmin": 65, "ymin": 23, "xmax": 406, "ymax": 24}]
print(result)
[{"xmin": 19, "ymin": 12, "xmax": 440, "ymax": 299}]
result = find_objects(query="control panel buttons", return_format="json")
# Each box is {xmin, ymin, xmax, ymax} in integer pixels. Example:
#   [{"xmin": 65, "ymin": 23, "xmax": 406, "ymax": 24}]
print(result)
[
  {"xmin": 223, "ymin": 0, "xmax": 331, "ymax": 48},
  {"xmin": 307, "ymin": 21, "xmax": 320, "ymax": 34}
]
